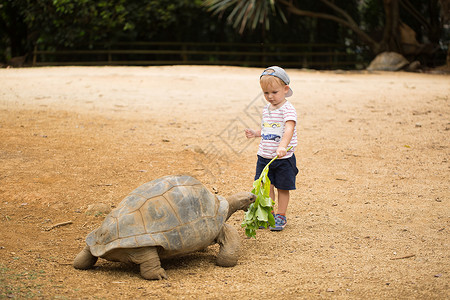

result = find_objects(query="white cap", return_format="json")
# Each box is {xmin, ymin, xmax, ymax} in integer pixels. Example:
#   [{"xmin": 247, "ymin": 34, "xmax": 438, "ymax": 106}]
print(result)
[{"xmin": 260, "ymin": 66, "xmax": 293, "ymax": 97}]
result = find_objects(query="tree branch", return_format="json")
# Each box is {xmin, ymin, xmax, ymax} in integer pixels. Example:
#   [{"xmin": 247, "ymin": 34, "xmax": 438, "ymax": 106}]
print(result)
[
  {"xmin": 399, "ymin": 0, "xmax": 431, "ymax": 31},
  {"xmin": 319, "ymin": 0, "xmax": 359, "ymax": 28},
  {"xmin": 277, "ymin": 0, "xmax": 352, "ymax": 28},
  {"xmin": 277, "ymin": 0, "xmax": 379, "ymax": 52}
]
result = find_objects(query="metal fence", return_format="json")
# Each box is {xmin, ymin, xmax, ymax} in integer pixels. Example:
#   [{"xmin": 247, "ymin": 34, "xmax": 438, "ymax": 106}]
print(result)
[{"xmin": 33, "ymin": 42, "xmax": 366, "ymax": 69}]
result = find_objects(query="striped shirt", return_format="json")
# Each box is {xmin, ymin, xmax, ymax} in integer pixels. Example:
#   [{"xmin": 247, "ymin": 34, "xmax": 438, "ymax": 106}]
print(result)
[{"xmin": 257, "ymin": 100, "xmax": 297, "ymax": 159}]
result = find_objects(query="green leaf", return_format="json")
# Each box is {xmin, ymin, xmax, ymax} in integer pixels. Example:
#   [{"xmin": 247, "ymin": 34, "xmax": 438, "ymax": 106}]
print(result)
[
  {"xmin": 244, "ymin": 203, "xmax": 255, "ymax": 220},
  {"xmin": 242, "ymin": 146, "xmax": 292, "ymax": 238},
  {"xmin": 255, "ymin": 205, "xmax": 267, "ymax": 221},
  {"xmin": 242, "ymin": 162, "xmax": 274, "ymax": 238},
  {"xmin": 267, "ymin": 209, "xmax": 275, "ymax": 227}
]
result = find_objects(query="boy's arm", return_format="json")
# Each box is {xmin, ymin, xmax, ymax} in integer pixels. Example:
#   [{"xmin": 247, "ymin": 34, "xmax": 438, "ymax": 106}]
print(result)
[
  {"xmin": 245, "ymin": 128, "xmax": 261, "ymax": 138},
  {"xmin": 276, "ymin": 120, "xmax": 295, "ymax": 157}
]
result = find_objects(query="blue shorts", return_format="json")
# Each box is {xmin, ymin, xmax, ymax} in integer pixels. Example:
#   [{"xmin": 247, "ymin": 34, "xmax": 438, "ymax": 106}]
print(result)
[{"xmin": 254, "ymin": 154, "xmax": 299, "ymax": 190}]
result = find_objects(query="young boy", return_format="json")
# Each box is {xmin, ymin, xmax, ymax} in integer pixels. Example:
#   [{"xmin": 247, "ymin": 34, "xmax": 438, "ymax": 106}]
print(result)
[{"xmin": 245, "ymin": 66, "xmax": 298, "ymax": 231}]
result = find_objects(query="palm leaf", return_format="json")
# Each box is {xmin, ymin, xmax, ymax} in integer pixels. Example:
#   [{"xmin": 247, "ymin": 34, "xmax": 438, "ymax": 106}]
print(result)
[{"xmin": 205, "ymin": 0, "xmax": 283, "ymax": 33}]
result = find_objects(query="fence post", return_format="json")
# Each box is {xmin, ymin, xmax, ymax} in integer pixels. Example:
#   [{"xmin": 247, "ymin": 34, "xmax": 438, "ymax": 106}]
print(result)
[
  {"xmin": 32, "ymin": 45, "xmax": 37, "ymax": 67},
  {"xmin": 181, "ymin": 44, "xmax": 188, "ymax": 62},
  {"xmin": 107, "ymin": 46, "xmax": 112, "ymax": 63},
  {"xmin": 261, "ymin": 43, "xmax": 266, "ymax": 66}
]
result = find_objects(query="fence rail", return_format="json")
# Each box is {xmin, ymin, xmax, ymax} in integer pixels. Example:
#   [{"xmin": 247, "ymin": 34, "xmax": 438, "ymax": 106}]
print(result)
[{"xmin": 33, "ymin": 42, "xmax": 365, "ymax": 69}]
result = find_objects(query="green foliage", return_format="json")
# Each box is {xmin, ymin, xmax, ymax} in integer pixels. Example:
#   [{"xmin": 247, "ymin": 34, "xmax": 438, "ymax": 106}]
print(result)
[
  {"xmin": 242, "ymin": 145, "xmax": 293, "ymax": 238},
  {"xmin": 359, "ymin": 0, "xmax": 384, "ymax": 33},
  {"xmin": 0, "ymin": 0, "xmax": 447, "ymax": 65},
  {"xmin": 0, "ymin": 0, "xmax": 28, "ymax": 59},
  {"xmin": 205, "ymin": 0, "xmax": 287, "ymax": 33},
  {"xmin": 241, "ymin": 156, "xmax": 277, "ymax": 238},
  {"xmin": 204, "ymin": 0, "xmax": 449, "ymax": 64},
  {"xmin": 23, "ymin": 0, "xmax": 132, "ymax": 48},
  {"xmin": 4, "ymin": 0, "xmax": 214, "ymax": 51}
]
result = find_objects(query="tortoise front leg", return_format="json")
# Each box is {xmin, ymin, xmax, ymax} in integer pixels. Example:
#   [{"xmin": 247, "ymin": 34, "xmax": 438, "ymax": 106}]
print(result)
[
  {"xmin": 129, "ymin": 247, "xmax": 167, "ymax": 280},
  {"xmin": 216, "ymin": 223, "xmax": 240, "ymax": 267}
]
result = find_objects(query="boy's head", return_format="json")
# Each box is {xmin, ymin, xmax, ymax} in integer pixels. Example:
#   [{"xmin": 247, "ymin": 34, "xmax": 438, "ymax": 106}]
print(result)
[{"xmin": 260, "ymin": 66, "xmax": 293, "ymax": 97}]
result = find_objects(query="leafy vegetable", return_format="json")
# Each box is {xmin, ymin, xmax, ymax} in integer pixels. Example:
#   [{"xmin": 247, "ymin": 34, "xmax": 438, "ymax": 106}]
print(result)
[{"xmin": 241, "ymin": 146, "xmax": 292, "ymax": 238}]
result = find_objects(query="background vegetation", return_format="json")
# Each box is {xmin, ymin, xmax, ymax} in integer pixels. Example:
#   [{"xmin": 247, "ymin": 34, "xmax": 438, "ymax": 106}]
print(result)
[{"xmin": 0, "ymin": 0, "xmax": 448, "ymax": 68}]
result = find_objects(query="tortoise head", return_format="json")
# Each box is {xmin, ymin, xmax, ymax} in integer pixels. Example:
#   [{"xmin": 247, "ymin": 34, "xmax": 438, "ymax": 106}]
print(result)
[{"xmin": 225, "ymin": 192, "xmax": 256, "ymax": 220}]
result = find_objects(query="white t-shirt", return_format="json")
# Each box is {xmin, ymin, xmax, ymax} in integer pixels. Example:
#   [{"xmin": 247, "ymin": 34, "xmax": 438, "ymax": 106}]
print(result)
[{"xmin": 257, "ymin": 101, "xmax": 297, "ymax": 159}]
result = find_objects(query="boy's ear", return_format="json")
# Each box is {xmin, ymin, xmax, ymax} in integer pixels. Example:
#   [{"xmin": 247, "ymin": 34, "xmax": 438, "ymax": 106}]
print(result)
[{"xmin": 284, "ymin": 85, "xmax": 290, "ymax": 95}]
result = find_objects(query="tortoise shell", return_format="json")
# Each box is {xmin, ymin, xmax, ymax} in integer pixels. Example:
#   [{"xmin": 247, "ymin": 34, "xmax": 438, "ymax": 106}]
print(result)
[
  {"xmin": 367, "ymin": 52, "xmax": 409, "ymax": 71},
  {"xmin": 86, "ymin": 175, "xmax": 228, "ymax": 257}
]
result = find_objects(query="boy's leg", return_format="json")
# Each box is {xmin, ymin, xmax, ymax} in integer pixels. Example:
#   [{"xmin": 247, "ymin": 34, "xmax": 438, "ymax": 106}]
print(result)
[
  {"xmin": 270, "ymin": 184, "xmax": 275, "ymax": 205},
  {"xmin": 276, "ymin": 189, "xmax": 290, "ymax": 215},
  {"xmin": 270, "ymin": 189, "xmax": 289, "ymax": 231}
]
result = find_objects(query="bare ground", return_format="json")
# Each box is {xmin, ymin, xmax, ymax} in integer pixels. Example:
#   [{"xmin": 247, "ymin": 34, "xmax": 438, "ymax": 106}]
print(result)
[{"xmin": 0, "ymin": 66, "xmax": 448, "ymax": 299}]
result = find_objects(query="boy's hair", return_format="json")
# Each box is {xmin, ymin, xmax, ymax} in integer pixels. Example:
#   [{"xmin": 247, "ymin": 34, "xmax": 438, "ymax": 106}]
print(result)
[
  {"xmin": 260, "ymin": 75, "xmax": 286, "ymax": 91},
  {"xmin": 259, "ymin": 66, "xmax": 293, "ymax": 97}
]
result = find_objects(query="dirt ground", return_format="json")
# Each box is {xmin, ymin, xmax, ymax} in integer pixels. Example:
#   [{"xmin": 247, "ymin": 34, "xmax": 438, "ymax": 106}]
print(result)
[{"xmin": 0, "ymin": 65, "xmax": 448, "ymax": 299}]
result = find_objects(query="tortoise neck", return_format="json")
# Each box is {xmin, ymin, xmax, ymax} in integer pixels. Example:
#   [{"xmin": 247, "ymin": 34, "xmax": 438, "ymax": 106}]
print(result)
[{"xmin": 225, "ymin": 193, "xmax": 243, "ymax": 221}]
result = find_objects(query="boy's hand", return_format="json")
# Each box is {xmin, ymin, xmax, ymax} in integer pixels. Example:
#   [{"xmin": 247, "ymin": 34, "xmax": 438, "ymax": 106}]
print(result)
[
  {"xmin": 276, "ymin": 146, "xmax": 287, "ymax": 158},
  {"xmin": 245, "ymin": 128, "xmax": 258, "ymax": 139}
]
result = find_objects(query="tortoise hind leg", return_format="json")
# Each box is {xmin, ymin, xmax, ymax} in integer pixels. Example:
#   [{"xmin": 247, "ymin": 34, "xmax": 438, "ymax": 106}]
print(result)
[
  {"xmin": 73, "ymin": 245, "xmax": 98, "ymax": 269},
  {"xmin": 216, "ymin": 223, "xmax": 240, "ymax": 267},
  {"xmin": 129, "ymin": 247, "xmax": 167, "ymax": 280}
]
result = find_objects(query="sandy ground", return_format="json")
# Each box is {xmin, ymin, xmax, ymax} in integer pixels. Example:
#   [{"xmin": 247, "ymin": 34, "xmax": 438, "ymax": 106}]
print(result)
[{"xmin": 0, "ymin": 65, "xmax": 449, "ymax": 299}]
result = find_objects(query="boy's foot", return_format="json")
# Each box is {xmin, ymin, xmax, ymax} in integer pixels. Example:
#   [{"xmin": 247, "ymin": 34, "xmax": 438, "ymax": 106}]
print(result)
[
  {"xmin": 270, "ymin": 214, "xmax": 287, "ymax": 231},
  {"xmin": 259, "ymin": 212, "xmax": 275, "ymax": 229}
]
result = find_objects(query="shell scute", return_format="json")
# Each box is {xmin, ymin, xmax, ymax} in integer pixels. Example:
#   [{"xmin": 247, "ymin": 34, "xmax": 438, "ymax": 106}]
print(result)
[
  {"xmin": 87, "ymin": 215, "xmax": 118, "ymax": 246},
  {"xmin": 132, "ymin": 178, "xmax": 173, "ymax": 200},
  {"xmin": 118, "ymin": 211, "xmax": 146, "ymax": 238},
  {"xmin": 167, "ymin": 175, "xmax": 201, "ymax": 186},
  {"xmin": 164, "ymin": 185, "xmax": 217, "ymax": 224},
  {"xmin": 143, "ymin": 232, "xmax": 169, "ymax": 249},
  {"xmin": 141, "ymin": 195, "xmax": 181, "ymax": 233},
  {"xmin": 118, "ymin": 236, "xmax": 137, "ymax": 248},
  {"xmin": 135, "ymin": 233, "xmax": 156, "ymax": 248},
  {"xmin": 161, "ymin": 229, "xmax": 184, "ymax": 250},
  {"xmin": 111, "ymin": 194, "xmax": 145, "ymax": 218}
]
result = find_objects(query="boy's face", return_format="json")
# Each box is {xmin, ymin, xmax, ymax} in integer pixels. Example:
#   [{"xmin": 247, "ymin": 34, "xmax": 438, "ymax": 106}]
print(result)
[{"xmin": 260, "ymin": 81, "xmax": 290, "ymax": 108}]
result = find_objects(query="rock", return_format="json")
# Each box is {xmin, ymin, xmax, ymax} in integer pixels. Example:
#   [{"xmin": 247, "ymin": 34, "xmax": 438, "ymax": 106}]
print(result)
[
  {"xmin": 85, "ymin": 203, "xmax": 111, "ymax": 216},
  {"xmin": 406, "ymin": 60, "xmax": 421, "ymax": 72},
  {"xmin": 185, "ymin": 144, "xmax": 205, "ymax": 154}
]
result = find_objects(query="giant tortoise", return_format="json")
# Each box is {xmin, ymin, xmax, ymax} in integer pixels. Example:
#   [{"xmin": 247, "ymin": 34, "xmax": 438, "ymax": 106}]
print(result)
[
  {"xmin": 73, "ymin": 175, "xmax": 255, "ymax": 280},
  {"xmin": 367, "ymin": 51, "xmax": 411, "ymax": 71}
]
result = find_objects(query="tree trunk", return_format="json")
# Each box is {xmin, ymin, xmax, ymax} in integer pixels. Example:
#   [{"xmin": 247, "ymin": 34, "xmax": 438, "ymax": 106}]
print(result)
[
  {"xmin": 279, "ymin": 0, "xmax": 405, "ymax": 55},
  {"xmin": 438, "ymin": 0, "xmax": 450, "ymax": 67},
  {"xmin": 279, "ymin": 0, "xmax": 380, "ymax": 54},
  {"xmin": 378, "ymin": 0, "xmax": 402, "ymax": 54},
  {"xmin": 447, "ymin": 47, "xmax": 450, "ymax": 68}
]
